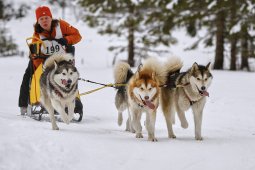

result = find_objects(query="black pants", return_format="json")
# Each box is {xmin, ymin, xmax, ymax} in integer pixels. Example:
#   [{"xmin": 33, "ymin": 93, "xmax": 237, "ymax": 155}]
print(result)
[{"xmin": 18, "ymin": 60, "xmax": 33, "ymax": 107}]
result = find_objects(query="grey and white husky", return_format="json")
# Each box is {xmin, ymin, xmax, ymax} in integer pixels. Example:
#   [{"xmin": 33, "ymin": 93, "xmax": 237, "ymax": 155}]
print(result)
[
  {"xmin": 160, "ymin": 57, "xmax": 213, "ymax": 140},
  {"xmin": 40, "ymin": 53, "xmax": 79, "ymax": 130}
]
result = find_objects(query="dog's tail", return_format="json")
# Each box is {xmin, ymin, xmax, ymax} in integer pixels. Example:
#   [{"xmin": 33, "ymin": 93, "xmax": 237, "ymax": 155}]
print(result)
[
  {"xmin": 163, "ymin": 57, "xmax": 183, "ymax": 75},
  {"xmin": 43, "ymin": 52, "xmax": 74, "ymax": 71},
  {"xmin": 113, "ymin": 62, "xmax": 133, "ymax": 84},
  {"xmin": 142, "ymin": 57, "xmax": 161, "ymax": 73},
  {"xmin": 141, "ymin": 57, "xmax": 166, "ymax": 84},
  {"xmin": 157, "ymin": 57, "xmax": 183, "ymax": 84}
]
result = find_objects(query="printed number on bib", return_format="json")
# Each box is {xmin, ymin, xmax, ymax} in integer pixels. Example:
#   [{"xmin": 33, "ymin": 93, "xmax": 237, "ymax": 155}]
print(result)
[
  {"xmin": 41, "ymin": 40, "xmax": 66, "ymax": 55},
  {"xmin": 46, "ymin": 45, "xmax": 60, "ymax": 55}
]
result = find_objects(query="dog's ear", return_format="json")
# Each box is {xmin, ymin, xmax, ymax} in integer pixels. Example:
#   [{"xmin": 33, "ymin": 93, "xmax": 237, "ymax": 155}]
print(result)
[
  {"xmin": 191, "ymin": 62, "xmax": 199, "ymax": 73},
  {"xmin": 136, "ymin": 64, "xmax": 143, "ymax": 78},
  {"xmin": 137, "ymin": 64, "xmax": 143, "ymax": 72},
  {"xmin": 68, "ymin": 59, "xmax": 75, "ymax": 65},
  {"xmin": 54, "ymin": 60, "xmax": 58, "ymax": 70},
  {"xmin": 206, "ymin": 62, "xmax": 211, "ymax": 70},
  {"xmin": 134, "ymin": 71, "xmax": 140, "ymax": 80}
]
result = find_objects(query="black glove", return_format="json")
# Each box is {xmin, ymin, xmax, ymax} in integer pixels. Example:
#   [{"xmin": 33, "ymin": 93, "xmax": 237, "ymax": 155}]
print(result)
[
  {"xmin": 29, "ymin": 44, "xmax": 37, "ymax": 54},
  {"xmin": 56, "ymin": 38, "xmax": 68, "ymax": 46}
]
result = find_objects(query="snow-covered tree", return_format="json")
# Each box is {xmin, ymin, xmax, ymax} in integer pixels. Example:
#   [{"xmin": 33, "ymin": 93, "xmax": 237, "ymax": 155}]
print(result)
[
  {"xmin": 0, "ymin": 0, "xmax": 29, "ymax": 57},
  {"xmin": 78, "ymin": 0, "xmax": 177, "ymax": 66}
]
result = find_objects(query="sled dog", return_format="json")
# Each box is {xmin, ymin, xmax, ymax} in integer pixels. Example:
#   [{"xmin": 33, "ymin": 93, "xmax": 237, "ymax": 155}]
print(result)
[
  {"xmin": 40, "ymin": 53, "xmax": 79, "ymax": 130},
  {"xmin": 114, "ymin": 58, "xmax": 163, "ymax": 141},
  {"xmin": 160, "ymin": 57, "xmax": 213, "ymax": 140}
]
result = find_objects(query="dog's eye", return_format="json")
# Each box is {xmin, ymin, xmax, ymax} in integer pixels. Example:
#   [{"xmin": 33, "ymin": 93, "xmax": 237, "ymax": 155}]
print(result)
[
  {"xmin": 205, "ymin": 78, "xmax": 208, "ymax": 81},
  {"xmin": 140, "ymin": 87, "xmax": 144, "ymax": 91},
  {"xmin": 70, "ymin": 72, "xmax": 73, "ymax": 75},
  {"xmin": 196, "ymin": 77, "xmax": 200, "ymax": 81},
  {"xmin": 62, "ymin": 73, "xmax": 66, "ymax": 76},
  {"xmin": 148, "ymin": 88, "xmax": 152, "ymax": 91}
]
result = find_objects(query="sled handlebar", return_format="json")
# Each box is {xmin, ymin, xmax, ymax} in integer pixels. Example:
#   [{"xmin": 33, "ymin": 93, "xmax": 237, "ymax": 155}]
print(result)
[{"xmin": 26, "ymin": 37, "xmax": 46, "ymax": 56}]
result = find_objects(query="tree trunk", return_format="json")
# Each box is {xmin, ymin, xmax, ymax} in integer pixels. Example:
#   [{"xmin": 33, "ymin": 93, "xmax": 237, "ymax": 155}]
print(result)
[
  {"xmin": 241, "ymin": 24, "xmax": 250, "ymax": 71},
  {"xmin": 128, "ymin": 25, "xmax": 135, "ymax": 67},
  {"xmin": 0, "ymin": 0, "xmax": 3, "ymax": 19},
  {"xmin": 230, "ymin": 36, "xmax": 237, "ymax": 70},
  {"xmin": 229, "ymin": 0, "xmax": 237, "ymax": 71},
  {"xmin": 127, "ymin": 5, "xmax": 135, "ymax": 67},
  {"xmin": 250, "ymin": 37, "xmax": 255, "ymax": 58},
  {"xmin": 214, "ymin": 8, "xmax": 225, "ymax": 70}
]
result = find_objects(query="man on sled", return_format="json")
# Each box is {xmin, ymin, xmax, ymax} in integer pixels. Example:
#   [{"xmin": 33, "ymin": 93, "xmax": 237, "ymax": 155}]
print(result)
[{"xmin": 18, "ymin": 6, "xmax": 83, "ymax": 120}]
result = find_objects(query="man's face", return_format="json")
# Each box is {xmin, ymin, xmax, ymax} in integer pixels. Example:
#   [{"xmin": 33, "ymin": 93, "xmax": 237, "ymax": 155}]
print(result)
[{"xmin": 38, "ymin": 16, "xmax": 52, "ymax": 31}]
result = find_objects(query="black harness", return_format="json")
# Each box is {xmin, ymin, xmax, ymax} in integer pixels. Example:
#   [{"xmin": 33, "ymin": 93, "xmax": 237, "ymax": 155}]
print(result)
[{"xmin": 49, "ymin": 82, "xmax": 64, "ymax": 98}]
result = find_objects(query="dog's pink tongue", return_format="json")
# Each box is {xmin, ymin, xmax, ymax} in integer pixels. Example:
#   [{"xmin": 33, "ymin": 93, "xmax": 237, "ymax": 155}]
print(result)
[
  {"xmin": 202, "ymin": 91, "xmax": 209, "ymax": 97},
  {"xmin": 61, "ymin": 79, "xmax": 68, "ymax": 85},
  {"xmin": 145, "ymin": 100, "xmax": 155, "ymax": 110}
]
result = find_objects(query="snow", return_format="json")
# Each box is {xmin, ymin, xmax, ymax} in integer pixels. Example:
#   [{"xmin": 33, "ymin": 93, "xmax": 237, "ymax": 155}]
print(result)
[{"xmin": 1, "ymin": 2, "xmax": 255, "ymax": 170}]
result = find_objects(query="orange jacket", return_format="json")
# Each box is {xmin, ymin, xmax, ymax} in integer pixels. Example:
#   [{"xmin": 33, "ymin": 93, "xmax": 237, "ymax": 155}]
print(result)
[{"xmin": 32, "ymin": 19, "xmax": 82, "ymax": 68}]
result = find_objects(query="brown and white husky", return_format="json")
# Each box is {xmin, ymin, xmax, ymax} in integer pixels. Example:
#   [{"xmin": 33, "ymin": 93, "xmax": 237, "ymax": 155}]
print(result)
[{"xmin": 114, "ymin": 58, "xmax": 163, "ymax": 141}]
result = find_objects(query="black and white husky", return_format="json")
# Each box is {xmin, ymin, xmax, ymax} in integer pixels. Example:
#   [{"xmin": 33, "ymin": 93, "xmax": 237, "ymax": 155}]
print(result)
[
  {"xmin": 40, "ymin": 53, "xmax": 79, "ymax": 130},
  {"xmin": 160, "ymin": 57, "xmax": 213, "ymax": 140}
]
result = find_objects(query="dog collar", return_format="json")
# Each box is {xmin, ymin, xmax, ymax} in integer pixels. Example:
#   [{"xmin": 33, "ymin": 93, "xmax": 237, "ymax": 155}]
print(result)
[
  {"xmin": 138, "ymin": 95, "xmax": 156, "ymax": 110},
  {"xmin": 54, "ymin": 89, "xmax": 63, "ymax": 98},
  {"xmin": 49, "ymin": 82, "xmax": 64, "ymax": 98},
  {"xmin": 183, "ymin": 89, "xmax": 197, "ymax": 106},
  {"xmin": 137, "ymin": 103, "xmax": 144, "ymax": 108}
]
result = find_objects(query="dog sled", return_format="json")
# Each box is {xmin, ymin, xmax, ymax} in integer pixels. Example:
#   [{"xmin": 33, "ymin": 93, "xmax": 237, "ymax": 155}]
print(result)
[{"xmin": 26, "ymin": 37, "xmax": 83, "ymax": 122}]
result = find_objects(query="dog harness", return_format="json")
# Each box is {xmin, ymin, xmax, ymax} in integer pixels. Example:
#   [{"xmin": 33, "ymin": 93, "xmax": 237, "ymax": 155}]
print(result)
[
  {"xmin": 49, "ymin": 81, "xmax": 64, "ymax": 98},
  {"xmin": 183, "ymin": 89, "xmax": 202, "ymax": 106},
  {"xmin": 137, "ymin": 103, "xmax": 145, "ymax": 108}
]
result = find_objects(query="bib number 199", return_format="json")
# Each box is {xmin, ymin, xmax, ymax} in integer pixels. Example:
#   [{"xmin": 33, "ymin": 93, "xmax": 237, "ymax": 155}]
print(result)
[{"xmin": 46, "ymin": 45, "xmax": 60, "ymax": 54}]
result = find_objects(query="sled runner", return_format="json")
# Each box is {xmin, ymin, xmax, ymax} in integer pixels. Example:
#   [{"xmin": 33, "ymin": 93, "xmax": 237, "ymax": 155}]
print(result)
[{"xmin": 26, "ymin": 37, "xmax": 83, "ymax": 122}]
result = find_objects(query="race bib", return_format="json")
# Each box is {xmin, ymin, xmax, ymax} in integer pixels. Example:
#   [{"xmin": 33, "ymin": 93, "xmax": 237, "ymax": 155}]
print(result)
[{"xmin": 40, "ymin": 40, "xmax": 66, "ymax": 55}]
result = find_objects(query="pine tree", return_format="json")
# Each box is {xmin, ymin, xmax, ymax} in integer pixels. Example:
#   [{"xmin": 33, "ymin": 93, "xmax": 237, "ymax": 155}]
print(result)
[
  {"xmin": 229, "ymin": 0, "xmax": 238, "ymax": 71},
  {"xmin": 78, "ymin": 0, "xmax": 176, "ymax": 66},
  {"xmin": 170, "ymin": 0, "xmax": 255, "ymax": 71},
  {"xmin": 0, "ymin": 0, "xmax": 28, "ymax": 57}
]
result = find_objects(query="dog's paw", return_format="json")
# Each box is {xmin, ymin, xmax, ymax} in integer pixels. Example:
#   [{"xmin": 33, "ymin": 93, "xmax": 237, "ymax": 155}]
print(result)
[
  {"xmin": 195, "ymin": 136, "xmax": 203, "ymax": 141},
  {"xmin": 136, "ymin": 133, "xmax": 143, "ymax": 138},
  {"xmin": 52, "ymin": 126, "xmax": 59, "ymax": 130},
  {"xmin": 148, "ymin": 137, "xmax": 158, "ymax": 142},
  {"xmin": 126, "ymin": 128, "xmax": 136, "ymax": 133},
  {"xmin": 68, "ymin": 114, "xmax": 74, "ymax": 121},
  {"xmin": 62, "ymin": 118, "xmax": 70, "ymax": 125},
  {"xmin": 181, "ymin": 121, "xmax": 189, "ymax": 129},
  {"xmin": 168, "ymin": 134, "xmax": 176, "ymax": 139}
]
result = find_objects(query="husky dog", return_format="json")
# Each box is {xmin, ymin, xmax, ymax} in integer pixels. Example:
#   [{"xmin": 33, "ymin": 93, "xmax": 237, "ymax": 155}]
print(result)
[
  {"xmin": 160, "ymin": 57, "xmax": 213, "ymax": 140},
  {"xmin": 40, "ymin": 53, "xmax": 79, "ymax": 130},
  {"xmin": 114, "ymin": 58, "xmax": 162, "ymax": 141}
]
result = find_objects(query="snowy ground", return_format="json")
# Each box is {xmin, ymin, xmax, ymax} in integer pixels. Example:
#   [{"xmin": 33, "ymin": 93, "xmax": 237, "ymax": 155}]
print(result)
[
  {"xmin": 0, "ymin": 56, "xmax": 255, "ymax": 170},
  {"xmin": 1, "ymin": 1, "xmax": 255, "ymax": 170}
]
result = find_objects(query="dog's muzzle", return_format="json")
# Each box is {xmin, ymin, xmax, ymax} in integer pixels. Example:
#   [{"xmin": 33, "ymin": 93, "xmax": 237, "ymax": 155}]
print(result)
[
  {"xmin": 197, "ymin": 86, "xmax": 209, "ymax": 97},
  {"xmin": 62, "ymin": 79, "xmax": 72, "ymax": 88},
  {"xmin": 139, "ymin": 95, "xmax": 156, "ymax": 110}
]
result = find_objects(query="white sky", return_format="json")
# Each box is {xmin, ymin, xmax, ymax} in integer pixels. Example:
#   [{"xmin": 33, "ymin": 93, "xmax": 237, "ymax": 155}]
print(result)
[{"xmin": 1, "ymin": 1, "xmax": 255, "ymax": 170}]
